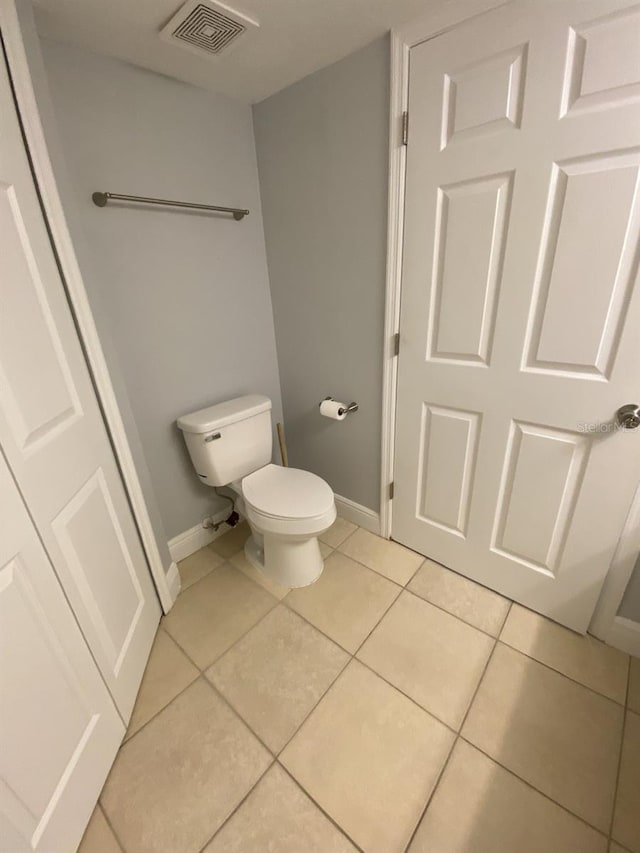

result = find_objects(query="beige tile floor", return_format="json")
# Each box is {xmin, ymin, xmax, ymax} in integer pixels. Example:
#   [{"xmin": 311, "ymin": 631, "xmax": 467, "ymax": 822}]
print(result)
[{"xmin": 81, "ymin": 519, "xmax": 639, "ymax": 853}]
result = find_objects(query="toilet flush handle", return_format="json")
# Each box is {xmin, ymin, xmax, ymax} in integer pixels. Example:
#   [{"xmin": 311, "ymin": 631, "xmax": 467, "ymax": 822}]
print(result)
[{"xmin": 205, "ymin": 432, "xmax": 221, "ymax": 442}]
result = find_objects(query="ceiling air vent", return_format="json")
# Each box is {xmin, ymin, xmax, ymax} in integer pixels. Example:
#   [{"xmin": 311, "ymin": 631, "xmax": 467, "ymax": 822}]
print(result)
[{"xmin": 160, "ymin": 0, "xmax": 259, "ymax": 59}]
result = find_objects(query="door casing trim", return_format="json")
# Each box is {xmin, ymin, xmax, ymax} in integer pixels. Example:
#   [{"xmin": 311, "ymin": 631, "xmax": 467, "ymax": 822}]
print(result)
[{"xmin": 590, "ymin": 482, "xmax": 640, "ymax": 655}]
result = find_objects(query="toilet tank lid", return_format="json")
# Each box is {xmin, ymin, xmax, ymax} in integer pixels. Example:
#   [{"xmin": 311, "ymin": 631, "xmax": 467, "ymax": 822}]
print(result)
[{"xmin": 177, "ymin": 394, "xmax": 271, "ymax": 434}]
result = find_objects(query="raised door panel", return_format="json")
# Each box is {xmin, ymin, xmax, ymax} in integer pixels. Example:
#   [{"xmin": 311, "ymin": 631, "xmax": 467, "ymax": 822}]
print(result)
[
  {"xmin": 0, "ymin": 183, "xmax": 82, "ymax": 455},
  {"xmin": 52, "ymin": 470, "xmax": 145, "ymax": 677},
  {"xmin": 428, "ymin": 173, "xmax": 512, "ymax": 365},
  {"xmin": 561, "ymin": 4, "xmax": 640, "ymax": 116},
  {"xmin": 442, "ymin": 44, "xmax": 528, "ymax": 148},
  {"xmin": 524, "ymin": 151, "xmax": 640, "ymax": 378},
  {"xmin": 491, "ymin": 421, "xmax": 590, "ymax": 574},
  {"xmin": 0, "ymin": 454, "xmax": 123, "ymax": 852},
  {"xmin": 417, "ymin": 405, "xmax": 481, "ymax": 537}
]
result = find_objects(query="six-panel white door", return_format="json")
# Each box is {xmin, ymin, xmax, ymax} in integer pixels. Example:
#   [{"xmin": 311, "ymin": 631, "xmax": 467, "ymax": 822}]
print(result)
[
  {"xmin": 0, "ymin": 42, "xmax": 160, "ymax": 714},
  {"xmin": 0, "ymin": 451, "xmax": 124, "ymax": 852},
  {"xmin": 394, "ymin": 0, "xmax": 640, "ymax": 631}
]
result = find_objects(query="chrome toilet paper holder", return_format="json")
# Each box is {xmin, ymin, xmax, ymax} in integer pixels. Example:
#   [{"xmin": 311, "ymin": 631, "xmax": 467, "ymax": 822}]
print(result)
[{"xmin": 319, "ymin": 396, "xmax": 359, "ymax": 416}]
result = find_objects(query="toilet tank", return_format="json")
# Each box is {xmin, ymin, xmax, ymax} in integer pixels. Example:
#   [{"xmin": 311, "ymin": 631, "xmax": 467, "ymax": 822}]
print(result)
[{"xmin": 177, "ymin": 395, "xmax": 272, "ymax": 487}]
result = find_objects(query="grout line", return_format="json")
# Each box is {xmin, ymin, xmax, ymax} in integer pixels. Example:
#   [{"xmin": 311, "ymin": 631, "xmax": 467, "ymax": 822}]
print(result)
[
  {"xmin": 121, "ymin": 626, "xmax": 197, "ymax": 743},
  {"xmin": 607, "ymin": 654, "xmax": 631, "ymax": 844},
  {"xmin": 164, "ymin": 583, "xmax": 282, "ymax": 672},
  {"xmin": 178, "ymin": 539, "xmax": 623, "ymax": 724},
  {"xmin": 271, "ymin": 578, "xmax": 482, "ymax": 853},
  {"xmin": 352, "ymin": 656, "xmax": 458, "ymax": 737},
  {"xmin": 279, "ymin": 578, "xmax": 402, "ymax": 657},
  {"xmin": 188, "ymin": 526, "xmax": 361, "ymax": 853},
  {"xmin": 202, "ymin": 595, "xmax": 283, "ymax": 667},
  {"xmin": 313, "ymin": 537, "xmax": 513, "ymax": 645},
  {"xmin": 405, "ymin": 556, "xmax": 428, "ymax": 587},
  {"xmin": 172, "ymin": 554, "xmax": 227, "ymax": 595},
  {"xmin": 154, "ymin": 529, "xmax": 626, "ymax": 851},
  {"xmin": 176, "ymin": 546, "xmax": 226, "ymax": 588},
  {"xmin": 131, "ymin": 594, "xmax": 285, "ymax": 748},
  {"xmin": 276, "ymin": 762, "xmax": 366, "ymax": 852},
  {"xmin": 118, "ymin": 624, "xmax": 165, "ymax": 743},
  {"xmin": 95, "ymin": 803, "xmax": 126, "ymax": 853},
  {"xmin": 495, "ymin": 638, "xmax": 629, "ymax": 708},
  {"xmin": 331, "ymin": 556, "xmax": 629, "ymax": 708},
  {"xmin": 176, "ymin": 563, "xmax": 219, "ymax": 593},
  {"xmin": 401, "ymin": 736, "xmax": 457, "ymax": 853},
  {"xmin": 332, "ymin": 555, "xmax": 404, "ymax": 593},
  {"xmin": 156, "ymin": 623, "xmax": 202, "ymax": 671},
  {"xmin": 624, "ymin": 655, "xmax": 632, "ymax": 710},
  {"xmin": 495, "ymin": 597, "xmax": 512, "ymax": 636},
  {"xmin": 117, "ymin": 672, "xmax": 200, "ymax": 746},
  {"xmin": 223, "ymin": 527, "xmax": 515, "ymax": 656},
  {"xmin": 328, "ymin": 525, "xmax": 360, "ymax": 550},
  {"xmin": 400, "ymin": 583, "xmax": 502, "ymax": 639},
  {"xmin": 456, "ymin": 734, "xmax": 612, "ymax": 841},
  {"xmin": 333, "ymin": 538, "xmax": 422, "ymax": 588},
  {"xmin": 401, "ymin": 610, "xmax": 506, "ymax": 853},
  {"xmin": 453, "ymin": 602, "xmax": 615, "ymax": 842},
  {"xmin": 202, "ymin": 677, "xmax": 278, "ymax": 758},
  {"xmin": 352, "ymin": 582, "xmax": 404, "ymax": 656},
  {"xmin": 274, "ymin": 565, "xmax": 513, "ymax": 744},
  {"xmin": 193, "ymin": 572, "xmax": 459, "ymax": 768},
  {"xmin": 257, "ymin": 546, "xmax": 515, "ymax": 667},
  {"xmin": 459, "ymin": 608, "xmax": 506, "ymax": 733},
  {"xmin": 182, "ymin": 575, "xmax": 615, "ymax": 851},
  {"xmin": 195, "ymin": 760, "xmax": 276, "ymax": 853},
  {"xmin": 274, "ymin": 653, "xmax": 352, "ymax": 757},
  {"xmin": 104, "ymin": 673, "xmax": 279, "ymax": 853},
  {"xmin": 448, "ymin": 600, "xmax": 613, "ymax": 841}
]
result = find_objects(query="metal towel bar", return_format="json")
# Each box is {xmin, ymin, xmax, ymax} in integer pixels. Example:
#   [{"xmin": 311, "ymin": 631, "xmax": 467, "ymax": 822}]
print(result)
[{"xmin": 91, "ymin": 191, "xmax": 249, "ymax": 220}]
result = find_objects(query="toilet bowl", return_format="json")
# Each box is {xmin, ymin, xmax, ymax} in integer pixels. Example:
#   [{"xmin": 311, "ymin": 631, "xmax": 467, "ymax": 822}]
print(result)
[
  {"xmin": 241, "ymin": 464, "xmax": 335, "ymax": 587},
  {"xmin": 177, "ymin": 395, "xmax": 335, "ymax": 587}
]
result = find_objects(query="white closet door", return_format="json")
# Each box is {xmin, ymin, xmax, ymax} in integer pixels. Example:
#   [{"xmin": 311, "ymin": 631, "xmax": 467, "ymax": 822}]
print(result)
[
  {"xmin": 0, "ymin": 450, "xmax": 124, "ymax": 852},
  {"xmin": 393, "ymin": 0, "xmax": 640, "ymax": 631},
  {"xmin": 0, "ymin": 44, "xmax": 160, "ymax": 715}
]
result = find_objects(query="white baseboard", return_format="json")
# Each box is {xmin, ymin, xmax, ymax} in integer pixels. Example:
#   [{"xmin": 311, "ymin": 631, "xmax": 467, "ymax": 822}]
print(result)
[
  {"xmin": 168, "ymin": 508, "xmax": 235, "ymax": 563},
  {"xmin": 598, "ymin": 615, "xmax": 640, "ymax": 657},
  {"xmin": 165, "ymin": 561, "xmax": 181, "ymax": 606},
  {"xmin": 169, "ymin": 498, "xmax": 380, "ymax": 565},
  {"xmin": 335, "ymin": 494, "xmax": 381, "ymax": 535}
]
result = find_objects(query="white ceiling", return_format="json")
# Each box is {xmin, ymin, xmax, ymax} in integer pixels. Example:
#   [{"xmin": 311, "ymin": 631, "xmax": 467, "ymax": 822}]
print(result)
[{"xmin": 34, "ymin": 0, "xmax": 432, "ymax": 103}]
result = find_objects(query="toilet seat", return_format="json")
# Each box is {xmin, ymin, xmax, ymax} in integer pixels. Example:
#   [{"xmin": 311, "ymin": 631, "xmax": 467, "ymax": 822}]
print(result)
[{"xmin": 242, "ymin": 464, "xmax": 335, "ymax": 535}]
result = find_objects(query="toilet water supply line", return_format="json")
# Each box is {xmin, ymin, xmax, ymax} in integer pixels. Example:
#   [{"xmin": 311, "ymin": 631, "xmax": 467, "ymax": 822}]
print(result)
[{"xmin": 277, "ymin": 422, "xmax": 289, "ymax": 467}]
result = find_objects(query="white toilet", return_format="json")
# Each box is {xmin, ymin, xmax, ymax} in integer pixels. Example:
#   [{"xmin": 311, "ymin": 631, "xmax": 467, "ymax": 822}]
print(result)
[{"xmin": 177, "ymin": 394, "xmax": 336, "ymax": 587}]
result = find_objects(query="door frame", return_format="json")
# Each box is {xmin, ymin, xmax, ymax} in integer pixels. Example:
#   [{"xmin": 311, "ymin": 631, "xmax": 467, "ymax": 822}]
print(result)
[
  {"xmin": 0, "ymin": 0, "xmax": 179, "ymax": 612},
  {"xmin": 379, "ymin": 0, "xmax": 640, "ymax": 644},
  {"xmin": 590, "ymin": 483, "xmax": 640, "ymax": 655}
]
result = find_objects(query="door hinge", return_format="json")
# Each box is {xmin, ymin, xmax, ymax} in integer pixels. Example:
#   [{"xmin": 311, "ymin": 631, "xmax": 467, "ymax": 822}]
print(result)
[
  {"xmin": 389, "ymin": 481, "xmax": 395, "ymax": 500},
  {"xmin": 402, "ymin": 111, "xmax": 409, "ymax": 146},
  {"xmin": 393, "ymin": 332, "xmax": 400, "ymax": 357}
]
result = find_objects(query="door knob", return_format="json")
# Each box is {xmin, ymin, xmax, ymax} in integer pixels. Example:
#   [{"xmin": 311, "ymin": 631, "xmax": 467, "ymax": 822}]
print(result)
[{"xmin": 616, "ymin": 404, "xmax": 640, "ymax": 430}]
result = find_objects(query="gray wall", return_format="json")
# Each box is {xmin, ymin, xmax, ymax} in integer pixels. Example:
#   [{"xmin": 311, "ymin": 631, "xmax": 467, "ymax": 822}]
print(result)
[
  {"xmin": 42, "ymin": 39, "xmax": 282, "ymax": 540},
  {"xmin": 19, "ymin": 14, "xmax": 173, "ymax": 573},
  {"xmin": 253, "ymin": 37, "xmax": 389, "ymax": 512}
]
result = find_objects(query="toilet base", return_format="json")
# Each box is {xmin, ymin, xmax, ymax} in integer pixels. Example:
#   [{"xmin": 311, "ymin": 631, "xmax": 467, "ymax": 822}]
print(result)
[{"xmin": 244, "ymin": 532, "xmax": 324, "ymax": 588}]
